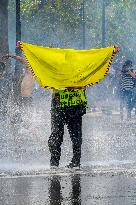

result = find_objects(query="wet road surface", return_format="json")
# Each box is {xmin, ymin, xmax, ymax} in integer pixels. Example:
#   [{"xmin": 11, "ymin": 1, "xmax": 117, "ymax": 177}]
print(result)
[
  {"xmin": 1, "ymin": 170, "xmax": 136, "ymax": 205},
  {"xmin": 0, "ymin": 99, "xmax": 136, "ymax": 205}
]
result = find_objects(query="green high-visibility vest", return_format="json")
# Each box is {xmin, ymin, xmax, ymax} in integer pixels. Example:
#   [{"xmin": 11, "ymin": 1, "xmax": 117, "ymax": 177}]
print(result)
[{"xmin": 53, "ymin": 89, "xmax": 87, "ymax": 108}]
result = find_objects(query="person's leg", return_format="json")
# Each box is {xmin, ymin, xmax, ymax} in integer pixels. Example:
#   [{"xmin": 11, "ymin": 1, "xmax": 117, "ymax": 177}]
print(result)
[
  {"xmin": 120, "ymin": 92, "xmax": 124, "ymax": 120},
  {"xmin": 67, "ymin": 115, "xmax": 82, "ymax": 167},
  {"xmin": 48, "ymin": 109, "xmax": 64, "ymax": 167},
  {"xmin": 120, "ymin": 100, "xmax": 124, "ymax": 120},
  {"xmin": 130, "ymin": 91, "xmax": 136, "ymax": 116},
  {"xmin": 126, "ymin": 91, "xmax": 133, "ymax": 119}
]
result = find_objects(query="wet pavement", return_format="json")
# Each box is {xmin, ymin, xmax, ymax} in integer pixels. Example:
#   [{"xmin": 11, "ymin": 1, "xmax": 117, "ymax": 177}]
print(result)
[
  {"xmin": 1, "ymin": 170, "xmax": 136, "ymax": 205},
  {"xmin": 0, "ymin": 96, "xmax": 136, "ymax": 204}
]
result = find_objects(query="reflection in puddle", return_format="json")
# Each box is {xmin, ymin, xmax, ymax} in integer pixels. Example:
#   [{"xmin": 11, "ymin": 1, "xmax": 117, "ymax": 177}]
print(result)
[{"xmin": 49, "ymin": 174, "xmax": 81, "ymax": 205}]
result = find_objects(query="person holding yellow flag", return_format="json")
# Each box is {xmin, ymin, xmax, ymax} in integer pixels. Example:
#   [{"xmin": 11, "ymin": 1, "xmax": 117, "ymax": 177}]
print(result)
[{"xmin": 3, "ymin": 42, "xmax": 119, "ymax": 168}]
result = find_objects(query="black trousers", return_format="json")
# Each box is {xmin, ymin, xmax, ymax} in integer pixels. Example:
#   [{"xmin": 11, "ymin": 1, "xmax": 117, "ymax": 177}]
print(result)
[
  {"xmin": 120, "ymin": 90, "xmax": 135, "ymax": 119},
  {"xmin": 48, "ymin": 105, "xmax": 85, "ymax": 167}
]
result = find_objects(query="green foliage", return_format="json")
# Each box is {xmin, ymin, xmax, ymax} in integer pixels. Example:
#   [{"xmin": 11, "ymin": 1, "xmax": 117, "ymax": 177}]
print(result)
[
  {"xmin": 8, "ymin": 0, "xmax": 136, "ymax": 62},
  {"xmin": 21, "ymin": 0, "xmax": 82, "ymax": 26},
  {"xmin": 106, "ymin": 0, "xmax": 136, "ymax": 61},
  {"xmin": 21, "ymin": 0, "xmax": 41, "ymax": 15}
]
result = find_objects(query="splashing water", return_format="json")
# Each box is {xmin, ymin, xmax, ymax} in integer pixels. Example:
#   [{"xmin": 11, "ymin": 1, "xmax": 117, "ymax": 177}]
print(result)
[{"xmin": 0, "ymin": 82, "xmax": 136, "ymax": 177}]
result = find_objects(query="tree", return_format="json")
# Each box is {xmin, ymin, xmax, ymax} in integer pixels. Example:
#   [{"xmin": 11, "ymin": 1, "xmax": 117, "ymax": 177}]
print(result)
[
  {"xmin": 13, "ymin": 0, "xmax": 22, "ymax": 100},
  {"xmin": 0, "ymin": 0, "xmax": 11, "ymax": 117},
  {"xmin": 0, "ymin": 0, "xmax": 9, "ymax": 57},
  {"xmin": 8, "ymin": 0, "xmax": 136, "ymax": 61}
]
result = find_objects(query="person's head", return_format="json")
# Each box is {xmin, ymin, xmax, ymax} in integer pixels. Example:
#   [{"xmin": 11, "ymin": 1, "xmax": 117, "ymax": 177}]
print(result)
[
  {"xmin": 0, "ymin": 61, "xmax": 5, "ymax": 77},
  {"xmin": 122, "ymin": 60, "xmax": 133, "ymax": 73}
]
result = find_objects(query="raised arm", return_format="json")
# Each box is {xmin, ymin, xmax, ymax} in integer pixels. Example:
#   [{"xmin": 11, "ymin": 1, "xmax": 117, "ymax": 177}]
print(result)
[
  {"xmin": 2, "ymin": 53, "xmax": 28, "ymax": 66},
  {"xmin": 2, "ymin": 52, "xmax": 35, "ymax": 97}
]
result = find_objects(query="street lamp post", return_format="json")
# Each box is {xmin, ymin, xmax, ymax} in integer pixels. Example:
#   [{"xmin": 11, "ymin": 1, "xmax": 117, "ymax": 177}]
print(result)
[
  {"xmin": 81, "ymin": 0, "xmax": 85, "ymax": 49},
  {"xmin": 102, "ymin": 0, "xmax": 106, "ymax": 47},
  {"xmin": 16, "ymin": 0, "xmax": 21, "ymax": 54},
  {"xmin": 13, "ymin": 0, "xmax": 22, "ymax": 100}
]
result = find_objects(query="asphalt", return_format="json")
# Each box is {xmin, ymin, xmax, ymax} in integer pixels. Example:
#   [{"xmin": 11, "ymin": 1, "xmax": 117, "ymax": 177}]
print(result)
[{"xmin": 1, "ymin": 168, "xmax": 136, "ymax": 205}]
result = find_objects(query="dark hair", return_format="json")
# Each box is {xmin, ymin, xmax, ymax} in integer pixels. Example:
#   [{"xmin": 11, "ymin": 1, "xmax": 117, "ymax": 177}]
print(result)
[
  {"xmin": 123, "ymin": 60, "xmax": 132, "ymax": 68},
  {"xmin": 122, "ymin": 60, "xmax": 133, "ymax": 73}
]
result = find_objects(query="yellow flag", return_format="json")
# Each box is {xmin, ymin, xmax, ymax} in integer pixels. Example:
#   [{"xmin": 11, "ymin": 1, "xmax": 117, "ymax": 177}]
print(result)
[{"xmin": 20, "ymin": 42, "xmax": 115, "ymax": 89}]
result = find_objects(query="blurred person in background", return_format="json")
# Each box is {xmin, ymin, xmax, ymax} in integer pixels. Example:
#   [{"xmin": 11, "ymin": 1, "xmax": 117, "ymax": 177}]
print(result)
[{"xmin": 119, "ymin": 60, "xmax": 136, "ymax": 120}]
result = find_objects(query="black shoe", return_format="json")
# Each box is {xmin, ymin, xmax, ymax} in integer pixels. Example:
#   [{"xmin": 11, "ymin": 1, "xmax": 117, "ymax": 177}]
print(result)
[{"xmin": 66, "ymin": 162, "xmax": 80, "ymax": 169}]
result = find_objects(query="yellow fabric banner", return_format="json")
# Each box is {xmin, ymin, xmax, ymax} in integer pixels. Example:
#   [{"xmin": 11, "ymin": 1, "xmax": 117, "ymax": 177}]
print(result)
[{"xmin": 20, "ymin": 42, "xmax": 115, "ymax": 89}]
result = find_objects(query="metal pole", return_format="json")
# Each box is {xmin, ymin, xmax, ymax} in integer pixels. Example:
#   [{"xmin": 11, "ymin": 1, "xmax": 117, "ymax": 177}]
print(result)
[
  {"xmin": 13, "ymin": 0, "xmax": 21, "ymax": 100},
  {"xmin": 81, "ymin": 0, "xmax": 85, "ymax": 49},
  {"xmin": 102, "ymin": 0, "xmax": 106, "ymax": 47},
  {"xmin": 16, "ymin": 0, "xmax": 21, "ymax": 54}
]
